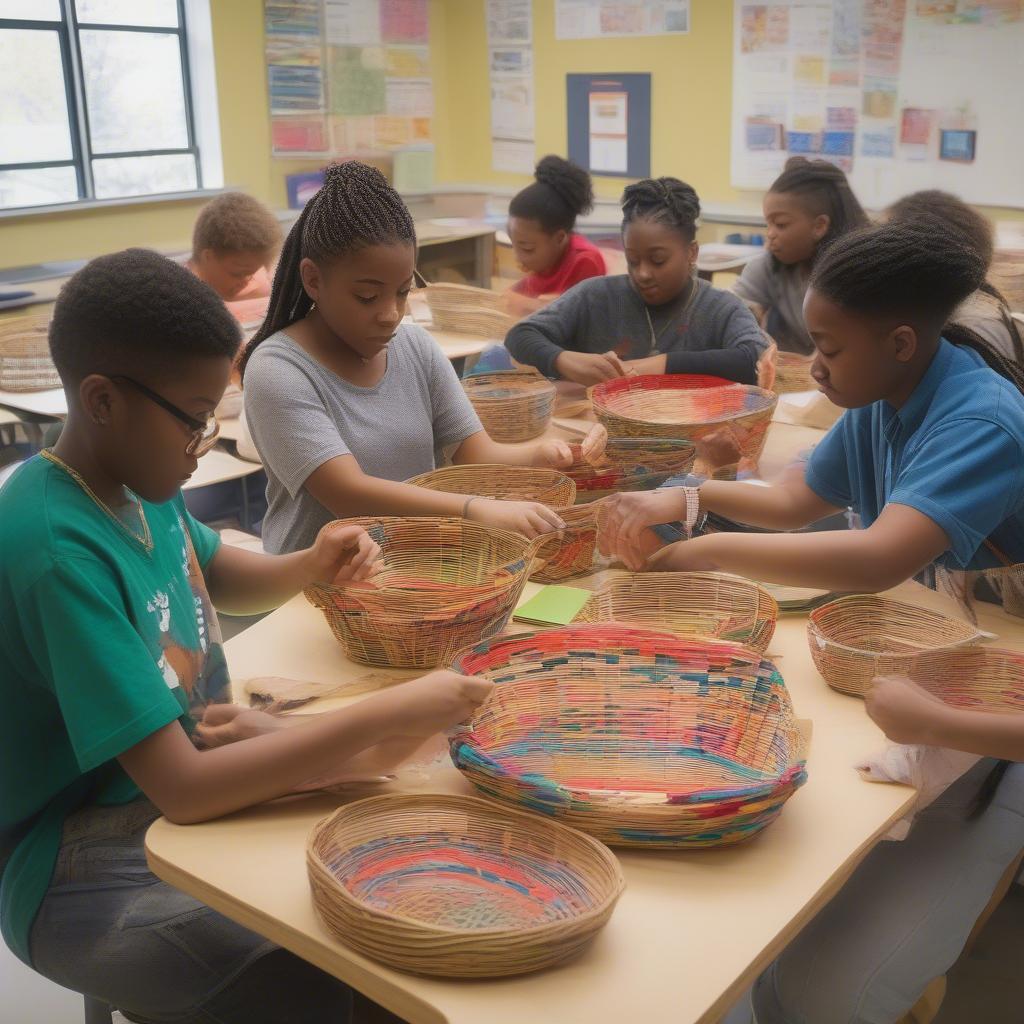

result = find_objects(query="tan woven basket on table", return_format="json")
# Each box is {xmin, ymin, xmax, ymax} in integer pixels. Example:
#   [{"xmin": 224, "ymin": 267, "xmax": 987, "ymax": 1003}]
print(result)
[
  {"xmin": 773, "ymin": 352, "xmax": 817, "ymax": 393},
  {"xmin": 901, "ymin": 646, "xmax": 1024, "ymax": 714},
  {"xmin": 405, "ymin": 464, "xmax": 601, "ymax": 582},
  {"xmin": 424, "ymin": 283, "xmax": 516, "ymax": 337},
  {"xmin": 989, "ymin": 254, "xmax": 1024, "ymax": 313},
  {"xmin": 304, "ymin": 516, "xmax": 541, "ymax": 668},
  {"xmin": 575, "ymin": 571, "xmax": 779, "ymax": 653},
  {"xmin": 807, "ymin": 594, "xmax": 985, "ymax": 698},
  {"xmin": 0, "ymin": 315, "xmax": 59, "ymax": 392},
  {"xmin": 462, "ymin": 369, "xmax": 557, "ymax": 442},
  {"xmin": 307, "ymin": 793, "xmax": 624, "ymax": 977},
  {"xmin": 564, "ymin": 437, "xmax": 697, "ymax": 502}
]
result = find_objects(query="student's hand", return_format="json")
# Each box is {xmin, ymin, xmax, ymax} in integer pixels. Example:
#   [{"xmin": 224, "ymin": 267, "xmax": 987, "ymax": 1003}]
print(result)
[
  {"xmin": 695, "ymin": 429, "xmax": 742, "ymax": 477},
  {"xmin": 467, "ymin": 497, "xmax": 564, "ymax": 539},
  {"xmin": 535, "ymin": 423, "xmax": 607, "ymax": 468},
  {"xmin": 865, "ymin": 675, "xmax": 952, "ymax": 746},
  {"xmin": 598, "ymin": 488, "xmax": 689, "ymax": 569},
  {"xmin": 622, "ymin": 355, "xmax": 668, "ymax": 377},
  {"xmin": 306, "ymin": 524, "xmax": 382, "ymax": 585},
  {"xmin": 384, "ymin": 670, "xmax": 495, "ymax": 736},
  {"xmin": 194, "ymin": 703, "xmax": 288, "ymax": 748},
  {"xmin": 554, "ymin": 350, "xmax": 628, "ymax": 386}
]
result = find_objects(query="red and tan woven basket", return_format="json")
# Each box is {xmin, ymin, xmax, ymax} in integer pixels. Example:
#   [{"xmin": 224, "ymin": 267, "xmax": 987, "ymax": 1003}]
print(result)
[
  {"xmin": 564, "ymin": 438, "xmax": 696, "ymax": 502},
  {"xmin": 463, "ymin": 370, "xmax": 557, "ymax": 443},
  {"xmin": 0, "ymin": 314, "xmax": 59, "ymax": 392},
  {"xmin": 807, "ymin": 595, "xmax": 985, "ymax": 698}
]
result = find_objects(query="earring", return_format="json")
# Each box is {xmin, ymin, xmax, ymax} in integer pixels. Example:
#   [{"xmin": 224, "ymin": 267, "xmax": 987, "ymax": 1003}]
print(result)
[{"xmin": 93, "ymin": 415, "xmax": 107, "ymax": 426}]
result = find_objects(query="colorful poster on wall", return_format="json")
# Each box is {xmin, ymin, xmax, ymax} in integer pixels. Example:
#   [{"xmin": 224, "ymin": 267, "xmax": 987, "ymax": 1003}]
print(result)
[
  {"xmin": 588, "ymin": 90, "xmax": 628, "ymax": 172},
  {"xmin": 487, "ymin": 0, "xmax": 535, "ymax": 173},
  {"xmin": 272, "ymin": 116, "xmax": 328, "ymax": 153},
  {"xmin": 380, "ymin": 0, "xmax": 429, "ymax": 42},
  {"xmin": 265, "ymin": 0, "xmax": 325, "ymax": 143},
  {"xmin": 555, "ymin": 0, "xmax": 689, "ymax": 38},
  {"xmin": 916, "ymin": 0, "xmax": 1021, "ymax": 23}
]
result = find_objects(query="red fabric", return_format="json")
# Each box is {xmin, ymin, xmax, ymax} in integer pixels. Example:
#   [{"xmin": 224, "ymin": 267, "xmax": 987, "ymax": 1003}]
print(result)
[{"xmin": 512, "ymin": 234, "xmax": 607, "ymax": 298}]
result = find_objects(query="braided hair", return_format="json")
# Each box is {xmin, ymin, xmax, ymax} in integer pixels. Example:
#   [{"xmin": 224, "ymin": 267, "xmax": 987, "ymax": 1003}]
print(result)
[
  {"xmin": 509, "ymin": 155, "xmax": 594, "ymax": 234},
  {"xmin": 620, "ymin": 177, "xmax": 701, "ymax": 242},
  {"xmin": 769, "ymin": 157, "xmax": 868, "ymax": 257},
  {"xmin": 239, "ymin": 161, "xmax": 415, "ymax": 378},
  {"xmin": 810, "ymin": 219, "xmax": 1024, "ymax": 395}
]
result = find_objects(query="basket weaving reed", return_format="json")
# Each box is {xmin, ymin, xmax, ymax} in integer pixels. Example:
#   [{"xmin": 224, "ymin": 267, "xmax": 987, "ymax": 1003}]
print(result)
[
  {"xmin": 773, "ymin": 352, "xmax": 817, "ymax": 393},
  {"xmin": 575, "ymin": 571, "xmax": 779, "ymax": 653},
  {"xmin": 450, "ymin": 625, "xmax": 807, "ymax": 848},
  {"xmin": 564, "ymin": 438, "xmax": 697, "ymax": 501},
  {"xmin": 0, "ymin": 314, "xmax": 59, "ymax": 392},
  {"xmin": 406, "ymin": 464, "xmax": 576, "ymax": 507},
  {"xmin": 307, "ymin": 793, "xmax": 624, "ymax": 977},
  {"xmin": 462, "ymin": 370, "xmax": 557, "ymax": 442},
  {"xmin": 903, "ymin": 646, "xmax": 1024, "ymax": 714},
  {"xmin": 424, "ymin": 283, "xmax": 516, "ymax": 337},
  {"xmin": 589, "ymin": 374, "xmax": 778, "ymax": 465},
  {"xmin": 807, "ymin": 595, "xmax": 985, "ymax": 698},
  {"xmin": 304, "ymin": 517, "xmax": 540, "ymax": 668}
]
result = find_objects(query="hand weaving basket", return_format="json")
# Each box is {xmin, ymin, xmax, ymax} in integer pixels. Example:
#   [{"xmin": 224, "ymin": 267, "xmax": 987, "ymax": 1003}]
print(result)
[
  {"xmin": 405, "ymin": 464, "xmax": 598, "ymax": 582},
  {"xmin": 807, "ymin": 595, "xmax": 985, "ymax": 698},
  {"xmin": 450, "ymin": 625, "xmax": 808, "ymax": 848},
  {"xmin": 462, "ymin": 370, "xmax": 557, "ymax": 442},
  {"xmin": 305, "ymin": 517, "xmax": 541, "ymax": 668},
  {"xmin": 0, "ymin": 314, "xmax": 59, "ymax": 392},
  {"xmin": 902, "ymin": 646, "xmax": 1024, "ymax": 713},
  {"xmin": 424, "ymin": 283, "xmax": 516, "ymax": 337},
  {"xmin": 307, "ymin": 793, "xmax": 624, "ymax": 977},
  {"xmin": 574, "ymin": 571, "xmax": 778, "ymax": 652},
  {"xmin": 773, "ymin": 352, "xmax": 817, "ymax": 394},
  {"xmin": 589, "ymin": 374, "xmax": 778, "ymax": 468},
  {"xmin": 564, "ymin": 438, "xmax": 697, "ymax": 501}
]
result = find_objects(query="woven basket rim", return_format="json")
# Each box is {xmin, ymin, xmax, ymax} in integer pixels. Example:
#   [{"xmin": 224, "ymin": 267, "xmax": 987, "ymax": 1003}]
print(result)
[
  {"xmin": 463, "ymin": 370, "xmax": 555, "ymax": 401},
  {"xmin": 591, "ymin": 378, "xmax": 777, "ymax": 427},
  {"xmin": 405, "ymin": 464, "xmax": 577, "ymax": 506},
  {"xmin": 307, "ymin": 792, "xmax": 625, "ymax": 938}
]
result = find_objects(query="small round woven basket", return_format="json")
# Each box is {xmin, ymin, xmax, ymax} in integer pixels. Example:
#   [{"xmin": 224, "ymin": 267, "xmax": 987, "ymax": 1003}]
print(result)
[
  {"xmin": 424, "ymin": 283, "xmax": 516, "ymax": 337},
  {"xmin": 304, "ymin": 517, "xmax": 541, "ymax": 668},
  {"xmin": 903, "ymin": 645, "xmax": 1024, "ymax": 713},
  {"xmin": 773, "ymin": 352, "xmax": 817, "ymax": 394},
  {"xmin": 574, "ymin": 571, "xmax": 778, "ymax": 652},
  {"xmin": 564, "ymin": 438, "xmax": 697, "ymax": 502},
  {"xmin": 807, "ymin": 595, "xmax": 985, "ymax": 698},
  {"xmin": 462, "ymin": 370, "xmax": 557, "ymax": 442},
  {"xmin": 0, "ymin": 315, "xmax": 59, "ymax": 392},
  {"xmin": 589, "ymin": 374, "xmax": 778, "ymax": 466},
  {"xmin": 307, "ymin": 792, "xmax": 624, "ymax": 977},
  {"xmin": 451, "ymin": 625, "xmax": 807, "ymax": 848}
]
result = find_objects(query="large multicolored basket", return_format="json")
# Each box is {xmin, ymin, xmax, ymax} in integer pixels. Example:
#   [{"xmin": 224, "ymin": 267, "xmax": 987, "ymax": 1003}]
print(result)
[
  {"xmin": 450, "ymin": 625, "xmax": 808, "ymax": 848},
  {"xmin": 807, "ymin": 595, "xmax": 985, "ymax": 698},
  {"xmin": 304, "ymin": 517, "xmax": 540, "ymax": 668},
  {"xmin": 424, "ymin": 282, "xmax": 516, "ymax": 337},
  {"xmin": 589, "ymin": 374, "xmax": 778, "ymax": 469},
  {"xmin": 0, "ymin": 314, "xmax": 59, "ymax": 392},
  {"xmin": 564, "ymin": 438, "xmax": 697, "ymax": 501},
  {"xmin": 307, "ymin": 793, "xmax": 624, "ymax": 977},
  {"xmin": 574, "ymin": 571, "xmax": 779, "ymax": 653},
  {"xmin": 463, "ymin": 370, "xmax": 557, "ymax": 442}
]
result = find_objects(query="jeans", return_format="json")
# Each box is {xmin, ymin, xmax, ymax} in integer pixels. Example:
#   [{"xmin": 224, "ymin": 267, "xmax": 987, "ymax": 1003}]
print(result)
[{"xmin": 28, "ymin": 799, "xmax": 353, "ymax": 1024}]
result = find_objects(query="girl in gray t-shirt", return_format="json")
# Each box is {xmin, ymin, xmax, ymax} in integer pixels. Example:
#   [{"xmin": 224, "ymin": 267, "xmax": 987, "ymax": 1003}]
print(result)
[{"xmin": 240, "ymin": 162, "xmax": 603, "ymax": 554}]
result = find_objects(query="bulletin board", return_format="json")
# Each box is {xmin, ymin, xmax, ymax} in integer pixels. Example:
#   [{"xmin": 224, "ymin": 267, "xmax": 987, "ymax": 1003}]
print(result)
[
  {"xmin": 263, "ymin": 0, "xmax": 434, "ymax": 164},
  {"xmin": 566, "ymin": 73, "xmax": 652, "ymax": 179},
  {"xmin": 731, "ymin": 0, "xmax": 1024, "ymax": 209}
]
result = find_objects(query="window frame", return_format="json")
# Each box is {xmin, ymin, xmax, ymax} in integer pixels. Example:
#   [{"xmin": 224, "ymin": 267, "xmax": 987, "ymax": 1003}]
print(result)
[{"xmin": 0, "ymin": 0, "xmax": 203, "ymax": 207}]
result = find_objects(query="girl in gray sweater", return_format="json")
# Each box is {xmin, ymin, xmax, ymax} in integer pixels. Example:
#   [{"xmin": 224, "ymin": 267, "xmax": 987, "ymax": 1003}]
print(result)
[{"xmin": 505, "ymin": 178, "xmax": 769, "ymax": 387}]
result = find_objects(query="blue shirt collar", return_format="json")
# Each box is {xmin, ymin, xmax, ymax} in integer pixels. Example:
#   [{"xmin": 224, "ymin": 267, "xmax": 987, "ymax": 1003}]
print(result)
[{"xmin": 882, "ymin": 338, "xmax": 955, "ymax": 445}]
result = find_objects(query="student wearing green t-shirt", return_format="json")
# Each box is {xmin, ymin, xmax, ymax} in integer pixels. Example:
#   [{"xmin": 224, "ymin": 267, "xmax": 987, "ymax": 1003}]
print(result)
[{"xmin": 0, "ymin": 249, "xmax": 492, "ymax": 1023}]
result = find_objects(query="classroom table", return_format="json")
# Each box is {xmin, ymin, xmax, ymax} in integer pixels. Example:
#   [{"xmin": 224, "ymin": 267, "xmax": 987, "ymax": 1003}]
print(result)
[
  {"xmin": 0, "ymin": 386, "xmax": 67, "ymax": 419},
  {"xmin": 695, "ymin": 242, "xmax": 763, "ymax": 281}
]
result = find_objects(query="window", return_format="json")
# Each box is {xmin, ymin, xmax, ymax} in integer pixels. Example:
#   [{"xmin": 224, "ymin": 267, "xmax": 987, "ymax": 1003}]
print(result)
[{"xmin": 0, "ymin": 0, "xmax": 203, "ymax": 210}]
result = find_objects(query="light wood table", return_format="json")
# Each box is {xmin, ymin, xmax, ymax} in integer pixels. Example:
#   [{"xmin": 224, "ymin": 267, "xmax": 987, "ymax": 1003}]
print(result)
[
  {"xmin": 0, "ymin": 386, "xmax": 66, "ymax": 419},
  {"xmin": 146, "ymin": 573, "xmax": 1024, "ymax": 1024}
]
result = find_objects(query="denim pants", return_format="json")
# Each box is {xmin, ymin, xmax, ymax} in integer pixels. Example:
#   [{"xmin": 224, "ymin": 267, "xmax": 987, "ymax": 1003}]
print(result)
[{"xmin": 28, "ymin": 799, "xmax": 354, "ymax": 1024}]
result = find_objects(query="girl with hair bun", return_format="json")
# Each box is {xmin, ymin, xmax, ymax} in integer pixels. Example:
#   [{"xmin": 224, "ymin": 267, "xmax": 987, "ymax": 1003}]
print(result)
[{"xmin": 505, "ymin": 176, "xmax": 769, "ymax": 387}]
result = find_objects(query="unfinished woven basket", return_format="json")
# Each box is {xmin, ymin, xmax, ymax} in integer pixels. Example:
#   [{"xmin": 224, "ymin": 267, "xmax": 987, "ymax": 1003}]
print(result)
[
  {"xmin": 0, "ymin": 314, "xmax": 59, "ymax": 392},
  {"xmin": 564, "ymin": 438, "xmax": 696, "ymax": 501},
  {"xmin": 773, "ymin": 352, "xmax": 817, "ymax": 394},
  {"xmin": 451, "ymin": 625, "xmax": 807, "ymax": 848},
  {"xmin": 307, "ymin": 793, "xmax": 624, "ymax": 978},
  {"xmin": 406, "ymin": 464, "xmax": 576, "ymax": 507},
  {"xmin": 574, "ymin": 571, "xmax": 778, "ymax": 652},
  {"xmin": 424, "ymin": 283, "xmax": 516, "ymax": 337},
  {"xmin": 463, "ymin": 370, "xmax": 557, "ymax": 442},
  {"xmin": 589, "ymin": 374, "xmax": 778, "ymax": 466},
  {"xmin": 305, "ymin": 517, "xmax": 541, "ymax": 668},
  {"xmin": 532, "ymin": 502, "xmax": 602, "ymax": 583},
  {"xmin": 903, "ymin": 646, "xmax": 1024, "ymax": 713},
  {"xmin": 807, "ymin": 595, "xmax": 985, "ymax": 698}
]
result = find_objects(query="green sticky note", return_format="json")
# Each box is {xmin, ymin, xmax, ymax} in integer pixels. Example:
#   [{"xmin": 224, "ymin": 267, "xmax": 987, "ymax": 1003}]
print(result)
[{"xmin": 513, "ymin": 586, "xmax": 592, "ymax": 627}]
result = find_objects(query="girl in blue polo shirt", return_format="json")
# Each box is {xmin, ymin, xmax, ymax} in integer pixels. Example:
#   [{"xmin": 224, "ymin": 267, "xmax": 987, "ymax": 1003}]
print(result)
[{"xmin": 601, "ymin": 217, "xmax": 1024, "ymax": 1024}]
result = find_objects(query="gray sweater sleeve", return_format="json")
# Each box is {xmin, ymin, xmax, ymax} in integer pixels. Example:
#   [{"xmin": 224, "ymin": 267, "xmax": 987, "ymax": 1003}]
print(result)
[
  {"xmin": 504, "ymin": 285, "xmax": 593, "ymax": 378},
  {"xmin": 733, "ymin": 252, "xmax": 776, "ymax": 308},
  {"xmin": 663, "ymin": 292, "xmax": 767, "ymax": 384}
]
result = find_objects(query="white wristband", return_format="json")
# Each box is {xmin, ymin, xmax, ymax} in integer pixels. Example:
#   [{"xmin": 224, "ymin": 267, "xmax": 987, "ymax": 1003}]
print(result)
[{"xmin": 682, "ymin": 486, "xmax": 700, "ymax": 537}]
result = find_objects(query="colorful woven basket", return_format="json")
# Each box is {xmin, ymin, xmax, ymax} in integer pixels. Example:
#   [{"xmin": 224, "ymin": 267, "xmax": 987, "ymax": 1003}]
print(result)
[
  {"xmin": 406, "ymin": 464, "xmax": 576, "ymax": 508},
  {"xmin": 305, "ymin": 517, "xmax": 541, "ymax": 668},
  {"xmin": 574, "ymin": 571, "xmax": 779, "ymax": 652},
  {"xmin": 463, "ymin": 370, "xmax": 557, "ymax": 443},
  {"xmin": 532, "ymin": 502, "xmax": 602, "ymax": 583},
  {"xmin": 424, "ymin": 283, "xmax": 516, "ymax": 337},
  {"xmin": 0, "ymin": 314, "xmax": 59, "ymax": 392},
  {"xmin": 807, "ymin": 595, "xmax": 985, "ymax": 698},
  {"xmin": 773, "ymin": 352, "xmax": 817, "ymax": 394},
  {"xmin": 589, "ymin": 374, "xmax": 778, "ymax": 468},
  {"xmin": 904, "ymin": 646, "xmax": 1024, "ymax": 713},
  {"xmin": 564, "ymin": 438, "xmax": 697, "ymax": 502},
  {"xmin": 307, "ymin": 793, "xmax": 624, "ymax": 978},
  {"xmin": 450, "ymin": 625, "xmax": 807, "ymax": 848}
]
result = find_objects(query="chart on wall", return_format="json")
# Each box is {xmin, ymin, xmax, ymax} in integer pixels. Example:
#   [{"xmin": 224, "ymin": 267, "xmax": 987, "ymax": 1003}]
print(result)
[
  {"xmin": 264, "ymin": 0, "xmax": 434, "ymax": 173},
  {"xmin": 487, "ymin": 0, "xmax": 536, "ymax": 174},
  {"xmin": 731, "ymin": 0, "xmax": 1024, "ymax": 208},
  {"xmin": 555, "ymin": 1, "xmax": 690, "ymax": 38}
]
